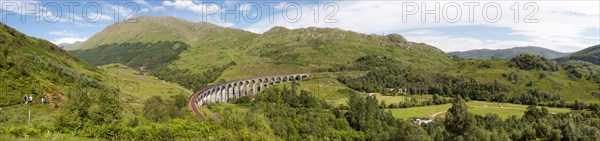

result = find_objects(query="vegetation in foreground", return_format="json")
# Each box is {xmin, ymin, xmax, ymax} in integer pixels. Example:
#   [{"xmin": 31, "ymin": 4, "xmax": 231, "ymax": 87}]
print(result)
[{"xmin": 5, "ymin": 80, "xmax": 600, "ymax": 140}]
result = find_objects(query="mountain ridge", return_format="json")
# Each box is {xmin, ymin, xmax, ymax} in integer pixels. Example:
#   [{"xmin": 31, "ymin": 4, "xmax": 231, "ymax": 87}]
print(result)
[
  {"xmin": 72, "ymin": 16, "xmax": 452, "ymax": 82},
  {"xmin": 554, "ymin": 45, "xmax": 600, "ymax": 65},
  {"xmin": 449, "ymin": 46, "xmax": 570, "ymax": 59}
]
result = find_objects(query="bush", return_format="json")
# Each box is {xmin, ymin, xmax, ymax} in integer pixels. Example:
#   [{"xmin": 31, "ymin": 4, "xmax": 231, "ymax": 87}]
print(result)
[{"xmin": 5, "ymin": 126, "xmax": 42, "ymax": 137}]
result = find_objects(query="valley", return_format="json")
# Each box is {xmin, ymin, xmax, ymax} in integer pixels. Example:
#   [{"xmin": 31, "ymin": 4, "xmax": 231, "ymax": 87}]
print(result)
[{"xmin": 1, "ymin": 15, "xmax": 599, "ymax": 140}]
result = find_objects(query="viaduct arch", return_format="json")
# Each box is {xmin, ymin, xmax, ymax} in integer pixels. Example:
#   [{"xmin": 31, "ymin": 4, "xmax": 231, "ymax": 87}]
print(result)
[{"xmin": 188, "ymin": 73, "xmax": 310, "ymax": 118}]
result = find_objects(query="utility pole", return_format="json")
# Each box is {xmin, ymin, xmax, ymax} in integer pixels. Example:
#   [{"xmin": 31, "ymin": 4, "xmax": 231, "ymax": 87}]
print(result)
[{"xmin": 28, "ymin": 109, "xmax": 31, "ymax": 126}]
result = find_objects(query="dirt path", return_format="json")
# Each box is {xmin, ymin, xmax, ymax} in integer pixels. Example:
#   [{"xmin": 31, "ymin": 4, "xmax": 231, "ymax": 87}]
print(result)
[{"xmin": 429, "ymin": 111, "xmax": 447, "ymax": 119}]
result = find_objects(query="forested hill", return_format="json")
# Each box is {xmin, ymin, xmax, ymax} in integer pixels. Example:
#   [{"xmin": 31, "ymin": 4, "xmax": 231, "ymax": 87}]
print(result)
[
  {"xmin": 449, "ymin": 46, "xmax": 570, "ymax": 59},
  {"xmin": 0, "ymin": 23, "xmax": 113, "ymax": 106},
  {"xmin": 555, "ymin": 45, "xmax": 600, "ymax": 65}
]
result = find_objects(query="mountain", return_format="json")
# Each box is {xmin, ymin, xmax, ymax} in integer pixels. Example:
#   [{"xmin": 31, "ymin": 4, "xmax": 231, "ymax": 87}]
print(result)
[
  {"xmin": 72, "ymin": 16, "xmax": 452, "ymax": 85},
  {"xmin": 555, "ymin": 45, "xmax": 600, "ymax": 65},
  {"xmin": 58, "ymin": 41, "xmax": 83, "ymax": 50},
  {"xmin": 0, "ymin": 23, "xmax": 111, "ymax": 106},
  {"xmin": 449, "ymin": 46, "xmax": 570, "ymax": 59}
]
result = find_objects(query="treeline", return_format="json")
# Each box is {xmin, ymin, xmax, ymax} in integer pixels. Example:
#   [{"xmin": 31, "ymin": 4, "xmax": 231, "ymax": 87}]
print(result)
[
  {"xmin": 224, "ymin": 82, "xmax": 429, "ymax": 140},
  {"xmin": 335, "ymin": 55, "xmax": 600, "ymax": 109},
  {"xmin": 384, "ymin": 94, "xmax": 453, "ymax": 109},
  {"xmin": 71, "ymin": 41, "xmax": 235, "ymax": 90},
  {"xmin": 423, "ymin": 96, "xmax": 600, "ymax": 141},
  {"xmin": 337, "ymin": 61, "xmax": 514, "ymax": 103}
]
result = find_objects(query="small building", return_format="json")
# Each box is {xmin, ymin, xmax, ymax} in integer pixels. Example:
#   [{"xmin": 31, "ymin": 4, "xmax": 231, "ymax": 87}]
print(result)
[{"xmin": 413, "ymin": 118, "xmax": 433, "ymax": 125}]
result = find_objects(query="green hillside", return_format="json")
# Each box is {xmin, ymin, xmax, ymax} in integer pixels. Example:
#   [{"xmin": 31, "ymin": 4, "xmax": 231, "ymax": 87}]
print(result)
[
  {"xmin": 72, "ymin": 16, "xmax": 452, "ymax": 84},
  {"xmin": 0, "ymin": 23, "xmax": 113, "ymax": 106},
  {"xmin": 555, "ymin": 45, "xmax": 600, "ymax": 65},
  {"xmin": 77, "ymin": 16, "xmax": 259, "ymax": 75},
  {"xmin": 69, "ymin": 16, "xmax": 598, "ymax": 105},
  {"xmin": 445, "ymin": 58, "xmax": 599, "ymax": 103},
  {"xmin": 449, "ymin": 46, "xmax": 570, "ymax": 59}
]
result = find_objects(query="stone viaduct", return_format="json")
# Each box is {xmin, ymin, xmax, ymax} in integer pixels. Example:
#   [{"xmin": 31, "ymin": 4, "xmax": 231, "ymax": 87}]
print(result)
[{"xmin": 188, "ymin": 73, "xmax": 310, "ymax": 118}]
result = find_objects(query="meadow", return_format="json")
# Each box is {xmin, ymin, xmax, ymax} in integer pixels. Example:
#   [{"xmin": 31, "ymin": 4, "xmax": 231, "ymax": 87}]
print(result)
[{"xmin": 388, "ymin": 101, "xmax": 573, "ymax": 119}]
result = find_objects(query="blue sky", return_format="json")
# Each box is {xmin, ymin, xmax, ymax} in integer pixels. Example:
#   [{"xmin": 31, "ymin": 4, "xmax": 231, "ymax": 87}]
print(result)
[{"xmin": 1, "ymin": 0, "xmax": 598, "ymax": 52}]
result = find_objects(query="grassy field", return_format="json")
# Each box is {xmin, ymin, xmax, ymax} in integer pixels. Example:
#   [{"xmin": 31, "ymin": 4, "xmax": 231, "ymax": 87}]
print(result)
[
  {"xmin": 100, "ymin": 64, "xmax": 192, "ymax": 101},
  {"xmin": 388, "ymin": 101, "xmax": 572, "ymax": 119},
  {"xmin": 0, "ymin": 104, "xmax": 57, "ymax": 127},
  {"xmin": 329, "ymin": 93, "xmax": 439, "ymax": 107}
]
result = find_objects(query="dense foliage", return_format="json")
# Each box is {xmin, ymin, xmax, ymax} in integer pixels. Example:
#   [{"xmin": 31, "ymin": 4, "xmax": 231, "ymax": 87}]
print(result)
[
  {"xmin": 560, "ymin": 60, "xmax": 600, "ymax": 83},
  {"xmin": 425, "ymin": 96, "xmax": 600, "ymax": 141},
  {"xmin": 337, "ymin": 55, "xmax": 514, "ymax": 103},
  {"xmin": 56, "ymin": 87, "xmax": 122, "ymax": 132},
  {"xmin": 509, "ymin": 54, "xmax": 559, "ymax": 71},
  {"xmin": 3, "ymin": 81, "xmax": 600, "ymax": 140},
  {"xmin": 142, "ymin": 95, "xmax": 187, "ymax": 123}
]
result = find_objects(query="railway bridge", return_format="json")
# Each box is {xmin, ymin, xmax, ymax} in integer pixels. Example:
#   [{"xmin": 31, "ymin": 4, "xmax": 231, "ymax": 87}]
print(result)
[{"xmin": 188, "ymin": 73, "xmax": 310, "ymax": 118}]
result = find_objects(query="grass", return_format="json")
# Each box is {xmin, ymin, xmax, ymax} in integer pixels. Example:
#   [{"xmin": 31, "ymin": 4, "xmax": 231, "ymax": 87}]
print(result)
[
  {"xmin": 388, "ymin": 101, "xmax": 572, "ymax": 119},
  {"xmin": 0, "ymin": 104, "xmax": 57, "ymax": 127},
  {"xmin": 100, "ymin": 64, "xmax": 192, "ymax": 101},
  {"xmin": 0, "ymin": 134, "xmax": 100, "ymax": 141}
]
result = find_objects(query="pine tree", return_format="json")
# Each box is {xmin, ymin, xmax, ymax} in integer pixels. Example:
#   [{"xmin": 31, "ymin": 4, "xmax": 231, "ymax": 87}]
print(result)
[{"xmin": 445, "ymin": 96, "xmax": 475, "ymax": 136}]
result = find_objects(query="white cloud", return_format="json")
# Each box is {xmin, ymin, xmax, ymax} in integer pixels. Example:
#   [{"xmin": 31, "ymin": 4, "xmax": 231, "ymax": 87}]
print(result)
[
  {"xmin": 47, "ymin": 30, "xmax": 79, "ymax": 37},
  {"xmin": 132, "ymin": 0, "xmax": 149, "ymax": 6},
  {"xmin": 51, "ymin": 37, "xmax": 87, "ymax": 45},
  {"xmin": 241, "ymin": 1, "xmax": 599, "ymax": 52},
  {"xmin": 405, "ymin": 35, "xmax": 534, "ymax": 52},
  {"xmin": 84, "ymin": 12, "xmax": 113, "ymax": 21},
  {"xmin": 133, "ymin": 0, "xmax": 166, "ymax": 12},
  {"xmin": 140, "ymin": 8, "xmax": 150, "ymax": 13},
  {"xmin": 151, "ymin": 6, "xmax": 166, "ymax": 12},
  {"xmin": 163, "ymin": 0, "xmax": 219, "ymax": 14}
]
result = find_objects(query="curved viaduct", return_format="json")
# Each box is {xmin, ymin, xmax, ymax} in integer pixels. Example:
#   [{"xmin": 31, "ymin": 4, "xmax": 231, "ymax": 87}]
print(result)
[{"xmin": 188, "ymin": 73, "xmax": 310, "ymax": 118}]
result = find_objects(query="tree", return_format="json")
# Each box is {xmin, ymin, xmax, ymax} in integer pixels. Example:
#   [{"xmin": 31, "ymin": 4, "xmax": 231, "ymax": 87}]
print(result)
[
  {"xmin": 392, "ymin": 121, "xmax": 431, "ymax": 141},
  {"xmin": 56, "ymin": 89, "xmax": 92, "ymax": 130},
  {"xmin": 89, "ymin": 90, "xmax": 122, "ymax": 125},
  {"xmin": 142, "ymin": 96, "xmax": 170, "ymax": 122},
  {"xmin": 445, "ymin": 96, "xmax": 475, "ymax": 136}
]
